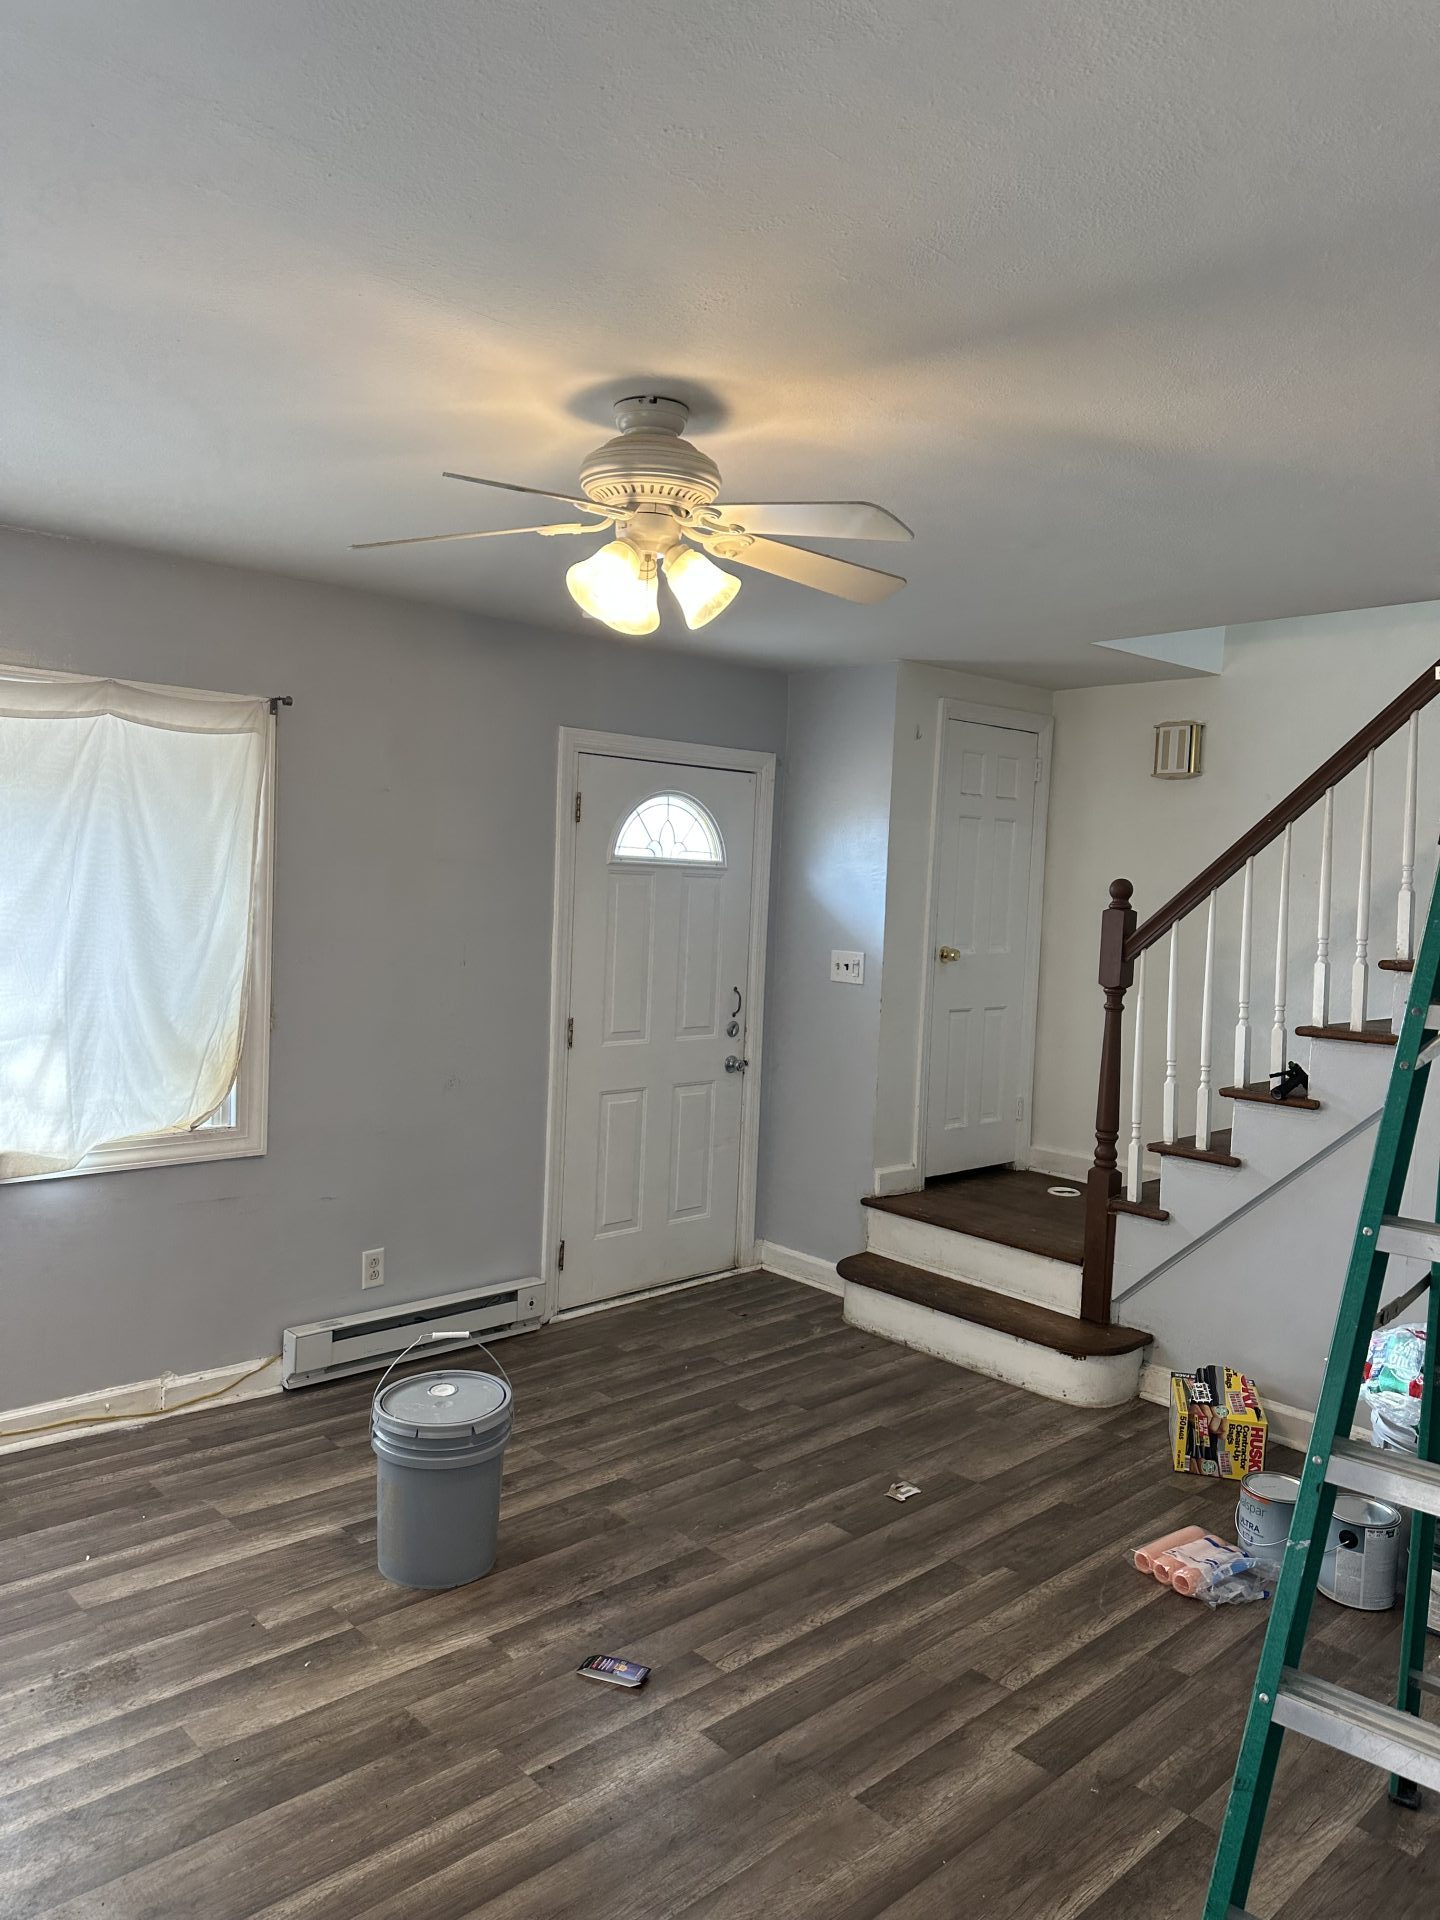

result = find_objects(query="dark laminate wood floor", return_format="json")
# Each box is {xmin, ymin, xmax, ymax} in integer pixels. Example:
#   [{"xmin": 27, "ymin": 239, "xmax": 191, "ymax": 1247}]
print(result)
[{"xmin": 1, "ymin": 1271, "xmax": 1436, "ymax": 1919}]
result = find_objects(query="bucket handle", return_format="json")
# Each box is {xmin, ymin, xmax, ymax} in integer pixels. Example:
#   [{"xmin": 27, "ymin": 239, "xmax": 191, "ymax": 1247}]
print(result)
[{"xmin": 370, "ymin": 1329, "xmax": 515, "ymax": 1418}]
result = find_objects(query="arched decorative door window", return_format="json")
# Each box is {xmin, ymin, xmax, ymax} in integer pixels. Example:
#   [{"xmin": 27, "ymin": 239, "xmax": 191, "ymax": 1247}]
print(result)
[{"xmin": 612, "ymin": 792, "xmax": 726, "ymax": 866}]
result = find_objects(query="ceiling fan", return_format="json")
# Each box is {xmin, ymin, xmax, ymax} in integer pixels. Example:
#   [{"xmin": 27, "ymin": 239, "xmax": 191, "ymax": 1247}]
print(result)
[{"xmin": 352, "ymin": 394, "xmax": 911, "ymax": 636}]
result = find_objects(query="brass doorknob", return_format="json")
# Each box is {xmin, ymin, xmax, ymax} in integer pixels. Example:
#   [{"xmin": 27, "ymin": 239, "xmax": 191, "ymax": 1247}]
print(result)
[{"xmin": 937, "ymin": 945, "xmax": 960, "ymax": 963}]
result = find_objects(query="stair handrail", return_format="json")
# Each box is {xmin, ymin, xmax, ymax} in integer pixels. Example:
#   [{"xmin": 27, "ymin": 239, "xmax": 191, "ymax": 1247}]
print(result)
[
  {"xmin": 1125, "ymin": 660, "xmax": 1440, "ymax": 962},
  {"xmin": 1081, "ymin": 658, "xmax": 1440, "ymax": 1327}
]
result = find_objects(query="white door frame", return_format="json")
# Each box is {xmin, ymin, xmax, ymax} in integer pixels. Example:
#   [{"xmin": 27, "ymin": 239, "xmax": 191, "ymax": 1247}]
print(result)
[
  {"xmin": 912, "ymin": 697, "xmax": 1053, "ymax": 1183},
  {"xmin": 540, "ymin": 727, "xmax": 776, "ymax": 1314}
]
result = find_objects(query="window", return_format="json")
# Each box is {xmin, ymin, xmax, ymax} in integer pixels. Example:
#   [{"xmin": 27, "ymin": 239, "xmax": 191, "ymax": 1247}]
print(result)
[
  {"xmin": 0, "ymin": 666, "xmax": 274, "ymax": 1182},
  {"xmin": 613, "ymin": 792, "xmax": 725, "ymax": 865}
]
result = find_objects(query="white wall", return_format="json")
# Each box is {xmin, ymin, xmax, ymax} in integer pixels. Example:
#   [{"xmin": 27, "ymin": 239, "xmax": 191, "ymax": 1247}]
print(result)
[
  {"xmin": 757, "ymin": 666, "xmax": 897, "ymax": 1263},
  {"xmin": 871, "ymin": 662, "xmax": 1054, "ymax": 1187},
  {"xmin": 1030, "ymin": 601, "xmax": 1440, "ymax": 1175},
  {"xmin": 0, "ymin": 528, "xmax": 787, "ymax": 1409}
]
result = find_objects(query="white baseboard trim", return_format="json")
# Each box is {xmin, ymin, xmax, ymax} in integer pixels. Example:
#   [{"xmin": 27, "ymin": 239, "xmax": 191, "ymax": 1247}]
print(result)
[
  {"xmin": 753, "ymin": 1240, "xmax": 844, "ymax": 1296},
  {"xmin": 0, "ymin": 1354, "xmax": 284, "ymax": 1457},
  {"xmin": 551, "ymin": 1265, "xmax": 751, "ymax": 1321},
  {"xmin": 871, "ymin": 1163, "xmax": 921, "ymax": 1198},
  {"xmin": 1138, "ymin": 1363, "xmax": 1322, "ymax": 1453},
  {"xmin": 1023, "ymin": 1146, "xmax": 1092, "ymax": 1182}
]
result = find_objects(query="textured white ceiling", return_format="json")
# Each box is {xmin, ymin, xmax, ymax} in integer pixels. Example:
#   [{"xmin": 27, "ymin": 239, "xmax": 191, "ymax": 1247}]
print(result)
[{"xmin": 5, "ymin": 2, "xmax": 1439, "ymax": 684}]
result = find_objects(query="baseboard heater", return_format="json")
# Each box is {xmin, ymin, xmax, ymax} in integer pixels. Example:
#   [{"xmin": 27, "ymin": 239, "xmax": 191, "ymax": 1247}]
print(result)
[{"xmin": 281, "ymin": 1277, "xmax": 545, "ymax": 1389}]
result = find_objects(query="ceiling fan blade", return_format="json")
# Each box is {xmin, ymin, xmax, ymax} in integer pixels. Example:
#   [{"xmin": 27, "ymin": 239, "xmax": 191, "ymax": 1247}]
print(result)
[
  {"xmin": 708, "ymin": 501, "xmax": 912, "ymax": 542},
  {"xmin": 704, "ymin": 533, "xmax": 906, "ymax": 604},
  {"xmin": 443, "ymin": 471, "xmax": 604, "ymax": 514},
  {"xmin": 351, "ymin": 523, "xmax": 596, "ymax": 551}
]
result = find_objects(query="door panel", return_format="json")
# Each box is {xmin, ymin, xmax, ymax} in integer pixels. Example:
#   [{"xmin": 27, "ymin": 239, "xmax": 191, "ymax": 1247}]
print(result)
[
  {"xmin": 926, "ymin": 719, "xmax": 1038, "ymax": 1176},
  {"xmin": 561, "ymin": 754, "xmax": 756, "ymax": 1309}
]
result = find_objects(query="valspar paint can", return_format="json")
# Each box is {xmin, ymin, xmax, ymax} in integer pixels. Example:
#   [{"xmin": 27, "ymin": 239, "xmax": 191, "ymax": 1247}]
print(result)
[
  {"xmin": 1235, "ymin": 1471, "xmax": 1301, "ymax": 1560},
  {"xmin": 1318, "ymin": 1495, "xmax": 1401, "ymax": 1611}
]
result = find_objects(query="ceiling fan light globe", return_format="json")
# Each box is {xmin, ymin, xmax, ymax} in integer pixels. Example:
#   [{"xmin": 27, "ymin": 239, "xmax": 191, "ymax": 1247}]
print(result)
[
  {"xmin": 565, "ymin": 540, "xmax": 659, "ymax": 635},
  {"xmin": 664, "ymin": 546, "xmax": 741, "ymax": 629}
]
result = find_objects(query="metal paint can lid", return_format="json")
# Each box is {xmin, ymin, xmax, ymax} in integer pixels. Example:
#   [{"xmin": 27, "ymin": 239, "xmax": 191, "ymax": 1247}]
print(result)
[
  {"xmin": 1332, "ymin": 1494, "xmax": 1401, "ymax": 1531},
  {"xmin": 1239, "ymin": 1471, "xmax": 1302, "ymax": 1505}
]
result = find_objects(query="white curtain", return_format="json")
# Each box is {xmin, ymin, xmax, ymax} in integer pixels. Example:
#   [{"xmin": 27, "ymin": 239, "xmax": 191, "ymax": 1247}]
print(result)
[{"xmin": 0, "ymin": 671, "xmax": 270, "ymax": 1178}]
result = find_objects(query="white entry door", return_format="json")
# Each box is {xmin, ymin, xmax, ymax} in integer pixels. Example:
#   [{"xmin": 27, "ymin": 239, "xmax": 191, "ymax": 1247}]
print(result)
[
  {"xmin": 559, "ymin": 753, "xmax": 757, "ymax": 1310},
  {"xmin": 925, "ymin": 719, "xmax": 1039, "ymax": 1176}
]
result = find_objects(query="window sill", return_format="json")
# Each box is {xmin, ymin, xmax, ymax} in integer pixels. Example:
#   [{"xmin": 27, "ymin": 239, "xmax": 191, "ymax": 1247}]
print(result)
[{"xmin": 2, "ymin": 1124, "xmax": 265, "ymax": 1184}]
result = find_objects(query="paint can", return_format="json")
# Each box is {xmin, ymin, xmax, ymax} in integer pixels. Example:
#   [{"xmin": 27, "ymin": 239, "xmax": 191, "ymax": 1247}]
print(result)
[
  {"xmin": 1318, "ymin": 1494, "xmax": 1402, "ymax": 1611},
  {"xmin": 1235, "ymin": 1471, "xmax": 1301, "ymax": 1560}
]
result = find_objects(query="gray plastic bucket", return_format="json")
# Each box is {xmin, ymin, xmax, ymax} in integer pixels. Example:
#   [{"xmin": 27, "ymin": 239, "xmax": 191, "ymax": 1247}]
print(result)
[{"xmin": 370, "ymin": 1368, "xmax": 513, "ymax": 1589}]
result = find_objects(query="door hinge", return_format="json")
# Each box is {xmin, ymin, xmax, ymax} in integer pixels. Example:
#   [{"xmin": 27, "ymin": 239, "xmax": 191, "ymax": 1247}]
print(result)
[
  {"xmin": 566, "ymin": 1016, "xmax": 574, "ymax": 1049},
  {"xmin": 574, "ymin": 791, "xmax": 582, "ymax": 824},
  {"xmin": 557, "ymin": 1239, "xmax": 565, "ymax": 1272}
]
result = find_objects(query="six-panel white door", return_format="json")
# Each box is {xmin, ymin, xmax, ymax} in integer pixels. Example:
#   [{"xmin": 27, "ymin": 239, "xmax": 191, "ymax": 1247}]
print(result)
[
  {"xmin": 925, "ymin": 719, "xmax": 1038, "ymax": 1176},
  {"xmin": 559, "ymin": 753, "xmax": 756, "ymax": 1310}
]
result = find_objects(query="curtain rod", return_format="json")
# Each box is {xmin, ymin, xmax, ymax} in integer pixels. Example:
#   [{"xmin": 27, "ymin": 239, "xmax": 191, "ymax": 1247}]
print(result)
[{"xmin": 269, "ymin": 695, "xmax": 293, "ymax": 714}]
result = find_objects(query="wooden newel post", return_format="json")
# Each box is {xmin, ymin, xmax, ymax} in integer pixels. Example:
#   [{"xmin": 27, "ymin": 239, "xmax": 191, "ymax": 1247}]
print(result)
[{"xmin": 1082, "ymin": 878, "xmax": 1137, "ymax": 1324}]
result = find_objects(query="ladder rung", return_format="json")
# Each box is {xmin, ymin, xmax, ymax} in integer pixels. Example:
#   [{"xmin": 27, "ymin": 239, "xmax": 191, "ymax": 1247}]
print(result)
[
  {"xmin": 1272, "ymin": 1669, "xmax": 1440, "ymax": 1790},
  {"xmin": 1327, "ymin": 1436, "xmax": 1440, "ymax": 1517},
  {"xmin": 1415, "ymin": 1667, "xmax": 1440, "ymax": 1699},
  {"xmin": 1376, "ymin": 1213, "xmax": 1440, "ymax": 1262}
]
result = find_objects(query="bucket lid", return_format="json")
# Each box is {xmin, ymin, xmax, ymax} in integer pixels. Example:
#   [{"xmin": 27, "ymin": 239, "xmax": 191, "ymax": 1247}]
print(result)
[
  {"xmin": 1332, "ymin": 1493, "xmax": 1401, "ymax": 1530},
  {"xmin": 373, "ymin": 1369, "xmax": 511, "ymax": 1442}
]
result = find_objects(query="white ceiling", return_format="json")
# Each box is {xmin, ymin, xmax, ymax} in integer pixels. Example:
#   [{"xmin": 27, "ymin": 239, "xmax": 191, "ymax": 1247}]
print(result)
[{"xmin": 5, "ymin": 2, "xmax": 1439, "ymax": 685}]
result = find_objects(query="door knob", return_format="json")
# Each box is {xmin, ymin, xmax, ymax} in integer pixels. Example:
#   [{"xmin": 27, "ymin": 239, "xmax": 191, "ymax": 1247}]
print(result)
[
  {"xmin": 724, "ymin": 1055, "xmax": 748, "ymax": 1073},
  {"xmin": 937, "ymin": 946, "xmax": 961, "ymax": 963}
]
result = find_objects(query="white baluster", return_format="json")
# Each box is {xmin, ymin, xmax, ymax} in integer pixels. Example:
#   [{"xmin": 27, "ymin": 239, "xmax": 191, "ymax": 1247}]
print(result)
[
  {"xmin": 1163, "ymin": 924, "xmax": 1180, "ymax": 1144},
  {"xmin": 1234, "ymin": 857, "xmax": 1254, "ymax": 1087},
  {"xmin": 1271, "ymin": 823, "xmax": 1292, "ymax": 1076},
  {"xmin": 1313, "ymin": 787, "xmax": 1333, "ymax": 1026},
  {"xmin": 1196, "ymin": 893, "xmax": 1217, "ymax": 1149},
  {"xmin": 1352, "ymin": 749, "xmax": 1375, "ymax": 1028},
  {"xmin": 1397, "ymin": 713, "xmax": 1419, "ymax": 962},
  {"xmin": 1126, "ymin": 951, "xmax": 1147, "ymax": 1202}
]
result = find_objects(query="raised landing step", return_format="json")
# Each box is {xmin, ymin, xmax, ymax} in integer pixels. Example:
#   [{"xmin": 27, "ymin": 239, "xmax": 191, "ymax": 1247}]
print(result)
[
  {"xmin": 862, "ymin": 1169, "xmax": 1086, "ymax": 1315},
  {"xmin": 838, "ymin": 1251, "xmax": 1152, "ymax": 1409}
]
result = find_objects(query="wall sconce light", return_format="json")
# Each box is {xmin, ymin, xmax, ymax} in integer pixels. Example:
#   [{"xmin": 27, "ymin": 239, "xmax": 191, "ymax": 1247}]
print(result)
[{"xmin": 1154, "ymin": 720, "xmax": 1204, "ymax": 779}]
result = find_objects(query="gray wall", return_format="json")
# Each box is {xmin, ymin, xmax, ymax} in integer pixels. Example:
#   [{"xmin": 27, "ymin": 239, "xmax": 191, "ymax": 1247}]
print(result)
[
  {"xmin": 757, "ymin": 665, "xmax": 897, "ymax": 1263},
  {"xmin": 0, "ymin": 528, "xmax": 787, "ymax": 1408}
]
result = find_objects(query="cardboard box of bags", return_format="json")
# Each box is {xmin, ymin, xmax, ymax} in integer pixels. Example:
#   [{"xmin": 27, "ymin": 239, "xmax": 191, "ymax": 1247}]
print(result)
[{"xmin": 1170, "ymin": 1366, "xmax": 1268, "ymax": 1479}]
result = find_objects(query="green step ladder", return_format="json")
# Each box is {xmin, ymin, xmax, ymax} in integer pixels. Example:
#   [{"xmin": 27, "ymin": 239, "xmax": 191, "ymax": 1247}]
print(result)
[{"xmin": 1204, "ymin": 877, "xmax": 1440, "ymax": 1918}]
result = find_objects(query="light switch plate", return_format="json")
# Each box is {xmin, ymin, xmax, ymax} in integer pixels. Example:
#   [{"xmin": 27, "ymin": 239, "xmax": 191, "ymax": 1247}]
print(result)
[{"xmin": 830, "ymin": 950, "xmax": 864, "ymax": 985}]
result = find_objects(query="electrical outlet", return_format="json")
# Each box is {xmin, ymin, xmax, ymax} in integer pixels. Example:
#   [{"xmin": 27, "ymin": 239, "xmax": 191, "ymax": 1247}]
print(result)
[
  {"xmin": 362, "ymin": 1247, "xmax": 385, "ymax": 1290},
  {"xmin": 830, "ymin": 950, "xmax": 865, "ymax": 985}
]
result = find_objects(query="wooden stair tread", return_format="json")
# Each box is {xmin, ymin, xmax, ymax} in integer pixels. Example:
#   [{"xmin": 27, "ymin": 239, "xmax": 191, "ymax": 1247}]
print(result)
[
  {"xmin": 1294, "ymin": 1018, "xmax": 1397, "ymax": 1047},
  {"xmin": 862, "ymin": 1168, "xmax": 1083, "ymax": 1266},
  {"xmin": 1218, "ymin": 1079, "xmax": 1322, "ymax": 1111},
  {"xmin": 1110, "ymin": 1178, "xmax": 1169, "ymax": 1222},
  {"xmin": 1378, "ymin": 958, "xmax": 1415, "ymax": 972},
  {"xmin": 1147, "ymin": 1127, "xmax": 1242, "ymax": 1167},
  {"xmin": 837, "ymin": 1252, "xmax": 1153, "ymax": 1357}
]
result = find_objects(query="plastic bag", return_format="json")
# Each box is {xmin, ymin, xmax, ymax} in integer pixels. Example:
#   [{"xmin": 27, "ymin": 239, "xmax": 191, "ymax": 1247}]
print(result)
[
  {"xmin": 1199, "ymin": 1568, "xmax": 1275, "ymax": 1608},
  {"xmin": 1361, "ymin": 1323, "xmax": 1426, "ymax": 1450}
]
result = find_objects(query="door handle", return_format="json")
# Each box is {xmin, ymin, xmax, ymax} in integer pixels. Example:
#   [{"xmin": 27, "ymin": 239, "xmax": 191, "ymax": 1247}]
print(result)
[
  {"xmin": 937, "ymin": 946, "xmax": 961, "ymax": 963},
  {"xmin": 724, "ymin": 1055, "xmax": 748, "ymax": 1074}
]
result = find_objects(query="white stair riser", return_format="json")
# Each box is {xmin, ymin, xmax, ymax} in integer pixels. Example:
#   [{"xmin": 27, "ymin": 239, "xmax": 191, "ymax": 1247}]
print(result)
[
  {"xmin": 863, "ymin": 1207, "xmax": 1083, "ymax": 1315},
  {"xmin": 843, "ymin": 1282, "xmax": 1144, "ymax": 1409}
]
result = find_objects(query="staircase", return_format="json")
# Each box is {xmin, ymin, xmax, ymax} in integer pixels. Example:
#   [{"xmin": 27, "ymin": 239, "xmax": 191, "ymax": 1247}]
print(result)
[{"xmin": 840, "ymin": 659, "xmax": 1440, "ymax": 1411}]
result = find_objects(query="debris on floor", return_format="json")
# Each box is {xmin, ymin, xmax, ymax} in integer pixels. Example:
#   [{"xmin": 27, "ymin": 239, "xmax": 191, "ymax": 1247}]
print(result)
[
  {"xmin": 577, "ymin": 1655, "xmax": 650, "ymax": 1688},
  {"xmin": 885, "ymin": 1481, "xmax": 922, "ymax": 1502},
  {"xmin": 1169, "ymin": 1364, "xmax": 1268, "ymax": 1478}
]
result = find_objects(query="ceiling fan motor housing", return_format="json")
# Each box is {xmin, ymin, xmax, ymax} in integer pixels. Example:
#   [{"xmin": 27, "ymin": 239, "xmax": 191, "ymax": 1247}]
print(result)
[{"xmin": 579, "ymin": 395, "xmax": 721, "ymax": 518}]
